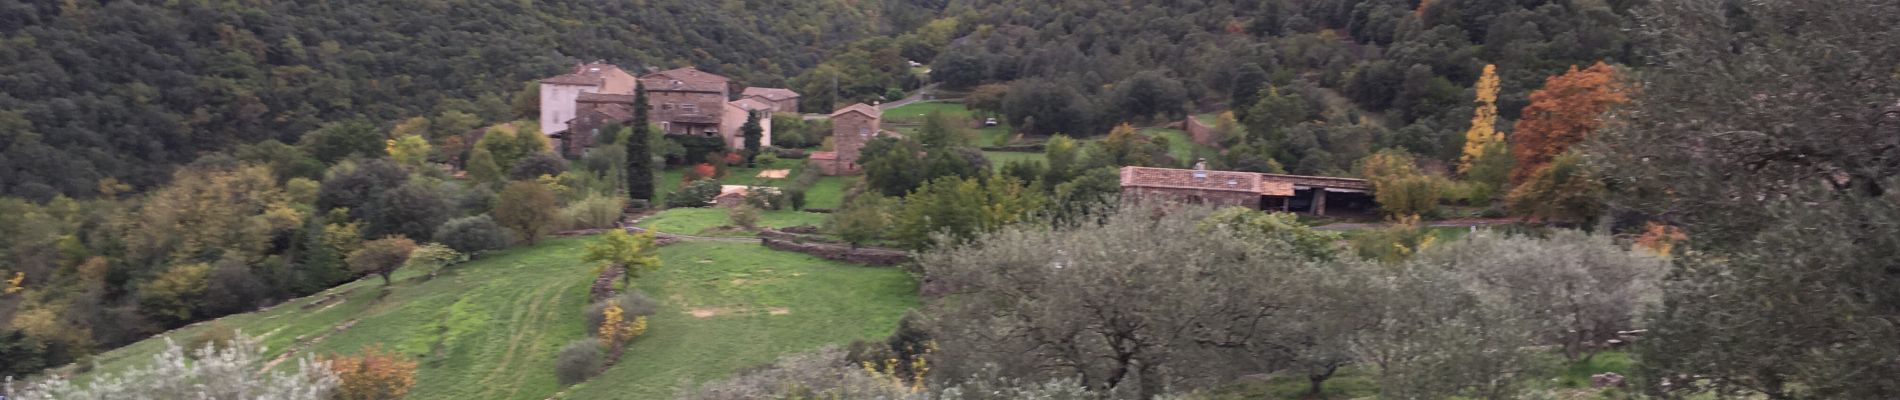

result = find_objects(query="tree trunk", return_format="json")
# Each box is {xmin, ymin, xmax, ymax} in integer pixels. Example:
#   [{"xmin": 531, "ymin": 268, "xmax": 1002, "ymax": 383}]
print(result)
[{"xmin": 1306, "ymin": 364, "xmax": 1338, "ymax": 399}]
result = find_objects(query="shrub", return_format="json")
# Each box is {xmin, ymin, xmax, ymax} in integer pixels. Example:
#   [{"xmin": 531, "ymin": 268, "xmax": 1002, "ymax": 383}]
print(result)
[
  {"xmin": 326, "ymin": 347, "xmax": 417, "ymax": 400},
  {"xmin": 433, "ymin": 215, "xmax": 512, "ymax": 254},
  {"xmin": 586, "ymin": 291, "xmax": 661, "ymax": 332},
  {"xmin": 785, "ymin": 189, "xmax": 808, "ymax": 211},
  {"xmin": 509, "ymin": 152, "xmax": 569, "ymax": 181},
  {"xmin": 728, "ymin": 204, "xmax": 761, "ymax": 229},
  {"xmin": 754, "ymin": 152, "xmax": 781, "ymax": 168},
  {"xmin": 561, "ymin": 193, "xmax": 628, "ymax": 230},
  {"xmin": 183, "ymin": 322, "xmax": 239, "ymax": 357},
  {"xmin": 665, "ymin": 180, "xmax": 722, "ymax": 208},
  {"xmin": 554, "ymin": 339, "xmax": 605, "ymax": 385}
]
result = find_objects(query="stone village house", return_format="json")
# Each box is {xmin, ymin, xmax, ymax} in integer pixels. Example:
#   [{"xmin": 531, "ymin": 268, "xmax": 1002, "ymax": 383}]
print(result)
[
  {"xmin": 538, "ymin": 63, "xmax": 794, "ymax": 158},
  {"xmin": 809, "ymin": 103, "xmax": 883, "ymax": 176}
]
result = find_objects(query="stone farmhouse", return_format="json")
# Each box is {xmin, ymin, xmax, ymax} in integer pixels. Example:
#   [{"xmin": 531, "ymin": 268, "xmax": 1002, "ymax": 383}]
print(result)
[
  {"xmin": 810, "ymin": 103, "xmax": 883, "ymax": 176},
  {"xmin": 740, "ymin": 87, "xmax": 801, "ymax": 113},
  {"xmin": 1119, "ymin": 163, "xmax": 1373, "ymax": 215},
  {"xmin": 538, "ymin": 63, "xmax": 794, "ymax": 158}
]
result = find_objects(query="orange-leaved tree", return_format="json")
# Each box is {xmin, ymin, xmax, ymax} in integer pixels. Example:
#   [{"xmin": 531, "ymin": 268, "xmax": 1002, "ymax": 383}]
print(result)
[
  {"xmin": 1509, "ymin": 62, "xmax": 1629, "ymax": 184},
  {"xmin": 328, "ymin": 346, "xmax": 418, "ymax": 400}
]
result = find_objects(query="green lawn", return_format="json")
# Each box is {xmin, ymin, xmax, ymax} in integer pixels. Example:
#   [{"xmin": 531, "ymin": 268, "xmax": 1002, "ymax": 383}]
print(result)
[
  {"xmin": 557, "ymin": 241, "xmax": 917, "ymax": 399},
  {"xmin": 654, "ymin": 157, "xmax": 850, "ymax": 209},
  {"xmin": 637, "ymin": 208, "xmax": 829, "ymax": 237},
  {"xmin": 881, "ymin": 101, "xmax": 971, "ymax": 124},
  {"xmin": 76, "ymin": 238, "xmax": 915, "ymax": 400},
  {"xmin": 1140, "ymin": 127, "xmax": 1204, "ymax": 164},
  {"xmin": 984, "ymin": 151, "xmax": 1048, "ymax": 166}
]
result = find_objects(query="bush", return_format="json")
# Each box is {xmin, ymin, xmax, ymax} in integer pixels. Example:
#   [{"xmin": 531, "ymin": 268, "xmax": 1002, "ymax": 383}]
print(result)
[
  {"xmin": 561, "ymin": 193, "xmax": 628, "ymax": 230},
  {"xmin": 509, "ymin": 152, "xmax": 569, "ymax": 181},
  {"xmin": 433, "ymin": 215, "xmax": 513, "ymax": 254},
  {"xmin": 554, "ymin": 339, "xmax": 605, "ymax": 385},
  {"xmin": 754, "ymin": 152, "xmax": 781, "ymax": 168},
  {"xmin": 585, "ymin": 291, "xmax": 661, "ymax": 332},
  {"xmin": 728, "ymin": 204, "xmax": 761, "ymax": 229},
  {"xmin": 184, "ymin": 322, "xmax": 239, "ymax": 357},
  {"xmin": 785, "ymin": 189, "xmax": 808, "ymax": 211},
  {"xmin": 665, "ymin": 179, "xmax": 722, "ymax": 208}
]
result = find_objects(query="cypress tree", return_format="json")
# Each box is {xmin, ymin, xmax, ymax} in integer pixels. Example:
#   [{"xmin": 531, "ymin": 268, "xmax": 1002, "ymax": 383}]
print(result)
[
  {"xmin": 626, "ymin": 82, "xmax": 655, "ymax": 202},
  {"xmin": 741, "ymin": 112, "xmax": 763, "ymax": 166}
]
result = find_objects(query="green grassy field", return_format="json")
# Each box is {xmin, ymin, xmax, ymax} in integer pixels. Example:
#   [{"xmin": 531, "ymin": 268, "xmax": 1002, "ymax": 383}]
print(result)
[
  {"xmin": 77, "ymin": 238, "xmax": 915, "ymax": 400},
  {"xmin": 881, "ymin": 101, "xmax": 971, "ymax": 124},
  {"xmin": 984, "ymin": 151, "xmax": 1048, "ymax": 166},
  {"xmin": 637, "ymin": 208, "xmax": 829, "ymax": 236},
  {"xmin": 1140, "ymin": 127, "xmax": 1207, "ymax": 164},
  {"xmin": 558, "ymin": 241, "xmax": 917, "ymax": 399},
  {"xmin": 654, "ymin": 158, "xmax": 852, "ymax": 210}
]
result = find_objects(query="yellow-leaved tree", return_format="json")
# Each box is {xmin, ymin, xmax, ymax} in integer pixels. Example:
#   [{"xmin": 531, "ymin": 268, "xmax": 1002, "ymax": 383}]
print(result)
[
  {"xmin": 583, "ymin": 229, "xmax": 662, "ymax": 286},
  {"xmin": 386, "ymin": 134, "xmax": 431, "ymax": 168},
  {"xmin": 1458, "ymin": 64, "xmax": 1502, "ymax": 175}
]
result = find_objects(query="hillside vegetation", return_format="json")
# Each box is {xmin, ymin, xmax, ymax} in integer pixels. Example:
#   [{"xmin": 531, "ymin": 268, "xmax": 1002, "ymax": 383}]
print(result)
[
  {"xmin": 0, "ymin": 0, "xmax": 937, "ymax": 199},
  {"xmin": 72, "ymin": 238, "xmax": 915, "ymax": 399}
]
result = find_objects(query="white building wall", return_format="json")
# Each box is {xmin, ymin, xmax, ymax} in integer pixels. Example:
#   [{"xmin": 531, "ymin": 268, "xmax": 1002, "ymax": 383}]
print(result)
[{"xmin": 539, "ymin": 83, "xmax": 599, "ymax": 135}]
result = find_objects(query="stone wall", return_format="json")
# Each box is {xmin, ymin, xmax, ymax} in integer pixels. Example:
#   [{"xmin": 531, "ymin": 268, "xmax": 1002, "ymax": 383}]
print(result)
[
  {"xmin": 1120, "ymin": 186, "xmax": 1261, "ymax": 209},
  {"xmin": 759, "ymin": 236, "xmax": 909, "ymax": 266}
]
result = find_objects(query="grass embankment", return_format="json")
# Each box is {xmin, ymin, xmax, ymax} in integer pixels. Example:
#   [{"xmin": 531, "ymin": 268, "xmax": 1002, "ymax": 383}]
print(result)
[
  {"xmin": 637, "ymin": 208, "xmax": 829, "ymax": 237},
  {"xmin": 79, "ymin": 238, "xmax": 915, "ymax": 400},
  {"xmin": 558, "ymin": 241, "xmax": 916, "ymax": 399}
]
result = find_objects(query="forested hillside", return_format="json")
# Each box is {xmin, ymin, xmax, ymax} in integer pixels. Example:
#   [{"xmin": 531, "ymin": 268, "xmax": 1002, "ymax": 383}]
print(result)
[
  {"xmin": 0, "ymin": 0, "xmax": 939, "ymax": 200},
  {"xmin": 928, "ymin": 0, "xmax": 1637, "ymax": 173}
]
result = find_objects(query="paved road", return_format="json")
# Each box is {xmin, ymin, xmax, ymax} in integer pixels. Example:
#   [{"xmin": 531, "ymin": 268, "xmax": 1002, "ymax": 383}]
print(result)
[{"xmin": 801, "ymin": 83, "xmax": 941, "ymax": 120}]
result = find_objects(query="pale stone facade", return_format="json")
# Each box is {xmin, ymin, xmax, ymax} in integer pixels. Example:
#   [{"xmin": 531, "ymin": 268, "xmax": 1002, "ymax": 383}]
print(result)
[{"xmin": 811, "ymin": 103, "xmax": 880, "ymax": 176}]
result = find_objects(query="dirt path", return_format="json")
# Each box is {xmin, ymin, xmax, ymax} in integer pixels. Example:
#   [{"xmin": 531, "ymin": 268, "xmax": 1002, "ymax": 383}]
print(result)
[
  {"xmin": 800, "ymin": 83, "xmax": 941, "ymax": 120},
  {"xmin": 258, "ymin": 319, "xmax": 358, "ymax": 373}
]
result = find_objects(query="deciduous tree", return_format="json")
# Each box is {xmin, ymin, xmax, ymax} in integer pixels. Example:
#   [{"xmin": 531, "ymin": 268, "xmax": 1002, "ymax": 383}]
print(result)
[
  {"xmin": 1509, "ymin": 62, "xmax": 1627, "ymax": 184},
  {"xmin": 494, "ymin": 181, "xmax": 559, "ymax": 244},
  {"xmin": 1458, "ymin": 64, "xmax": 1503, "ymax": 175},
  {"xmin": 347, "ymin": 236, "xmax": 416, "ymax": 285},
  {"xmin": 583, "ymin": 229, "xmax": 661, "ymax": 285}
]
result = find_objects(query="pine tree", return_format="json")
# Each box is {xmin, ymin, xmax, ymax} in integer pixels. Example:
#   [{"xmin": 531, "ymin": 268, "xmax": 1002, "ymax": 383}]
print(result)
[
  {"xmin": 1458, "ymin": 64, "xmax": 1502, "ymax": 175},
  {"xmin": 626, "ymin": 83, "xmax": 655, "ymax": 202}
]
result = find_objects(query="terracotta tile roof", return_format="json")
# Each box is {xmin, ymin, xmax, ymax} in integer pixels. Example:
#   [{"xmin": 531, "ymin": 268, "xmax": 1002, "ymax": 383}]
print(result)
[
  {"xmin": 1255, "ymin": 173, "xmax": 1373, "ymax": 191},
  {"xmin": 541, "ymin": 63, "xmax": 625, "ymax": 86},
  {"xmin": 576, "ymin": 92, "xmax": 637, "ymax": 103},
  {"xmin": 729, "ymin": 98, "xmax": 774, "ymax": 112},
  {"xmin": 640, "ymin": 67, "xmax": 729, "ymax": 93},
  {"xmin": 741, "ymin": 87, "xmax": 801, "ymax": 101},
  {"xmin": 1120, "ymin": 166, "xmax": 1293, "ymax": 196},
  {"xmin": 830, "ymin": 103, "xmax": 881, "ymax": 119}
]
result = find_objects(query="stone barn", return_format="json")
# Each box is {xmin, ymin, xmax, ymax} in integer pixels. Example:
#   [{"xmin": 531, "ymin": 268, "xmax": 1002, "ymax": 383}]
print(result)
[{"xmin": 1119, "ymin": 164, "xmax": 1373, "ymax": 215}]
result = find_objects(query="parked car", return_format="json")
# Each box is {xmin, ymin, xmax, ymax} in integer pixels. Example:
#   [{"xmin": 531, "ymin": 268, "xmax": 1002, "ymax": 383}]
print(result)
[{"xmin": 984, "ymin": 117, "xmax": 999, "ymax": 127}]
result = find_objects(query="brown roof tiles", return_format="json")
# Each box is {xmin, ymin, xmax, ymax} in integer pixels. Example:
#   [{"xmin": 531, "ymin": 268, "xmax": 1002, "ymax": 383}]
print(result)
[
  {"xmin": 830, "ymin": 103, "xmax": 881, "ymax": 119},
  {"xmin": 640, "ymin": 67, "xmax": 729, "ymax": 93},
  {"xmin": 742, "ymin": 87, "xmax": 801, "ymax": 101}
]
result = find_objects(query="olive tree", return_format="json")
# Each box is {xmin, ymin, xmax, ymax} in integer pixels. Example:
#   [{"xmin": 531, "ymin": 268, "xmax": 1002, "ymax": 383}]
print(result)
[
  {"xmin": 1414, "ymin": 231, "xmax": 1665, "ymax": 361},
  {"xmin": 919, "ymin": 206, "xmax": 1304, "ymax": 399},
  {"xmin": 1588, "ymin": 1, "xmax": 1900, "ymax": 397},
  {"xmin": 5, "ymin": 334, "xmax": 336, "ymax": 400}
]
